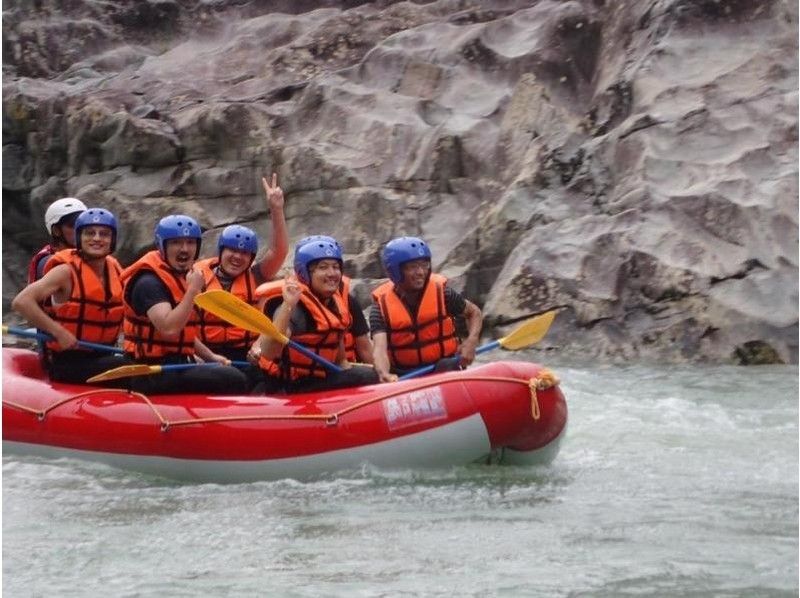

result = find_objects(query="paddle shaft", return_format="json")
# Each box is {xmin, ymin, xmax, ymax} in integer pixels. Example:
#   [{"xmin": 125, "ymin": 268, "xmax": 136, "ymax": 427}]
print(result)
[
  {"xmin": 3, "ymin": 325, "xmax": 124, "ymax": 354},
  {"xmin": 158, "ymin": 361, "xmax": 250, "ymax": 372},
  {"xmin": 398, "ymin": 340, "xmax": 500, "ymax": 380},
  {"xmin": 286, "ymin": 339, "xmax": 344, "ymax": 373}
]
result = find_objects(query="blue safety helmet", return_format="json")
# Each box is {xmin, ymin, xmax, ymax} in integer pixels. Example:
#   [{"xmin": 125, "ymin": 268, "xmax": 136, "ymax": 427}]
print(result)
[
  {"xmin": 382, "ymin": 236, "xmax": 432, "ymax": 284},
  {"xmin": 218, "ymin": 225, "xmax": 258, "ymax": 260},
  {"xmin": 294, "ymin": 238, "xmax": 343, "ymax": 284},
  {"xmin": 75, "ymin": 208, "xmax": 118, "ymax": 252},
  {"xmin": 154, "ymin": 214, "xmax": 202, "ymax": 259},
  {"xmin": 294, "ymin": 234, "xmax": 339, "ymax": 252}
]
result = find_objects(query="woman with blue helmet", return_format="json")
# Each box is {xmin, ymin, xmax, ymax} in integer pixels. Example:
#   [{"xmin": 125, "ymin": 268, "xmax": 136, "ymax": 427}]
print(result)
[
  {"xmin": 255, "ymin": 237, "xmax": 378, "ymax": 393},
  {"xmin": 12, "ymin": 207, "xmax": 134, "ymax": 384},
  {"xmin": 279, "ymin": 234, "xmax": 373, "ymax": 365},
  {"xmin": 370, "ymin": 236, "xmax": 483, "ymax": 382},
  {"xmin": 119, "ymin": 213, "xmax": 249, "ymax": 395}
]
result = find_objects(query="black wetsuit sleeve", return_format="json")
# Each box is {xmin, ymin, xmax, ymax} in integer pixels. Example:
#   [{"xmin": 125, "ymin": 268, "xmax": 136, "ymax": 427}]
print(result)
[
  {"xmin": 444, "ymin": 286, "xmax": 467, "ymax": 317},
  {"xmin": 265, "ymin": 296, "xmax": 312, "ymax": 334},
  {"xmin": 129, "ymin": 273, "xmax": 173, "ymax": 317},
  {"xmin": 368, "ymin": 303, "xmax": 386, "ymax": 336},
  {"xmin": 349, "ymin": 293, "xmax": 370, "ymax": 337}
]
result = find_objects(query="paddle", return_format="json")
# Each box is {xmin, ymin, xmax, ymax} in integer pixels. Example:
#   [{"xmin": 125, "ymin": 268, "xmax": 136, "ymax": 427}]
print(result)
[
  {"xmin": 398, "ymin": 310, "xmax": 557, "ymax": 380},
  {"xmin": 193, "ymin": 289, "xmax": 343, "ymax": 373},
  {"xmin": 86, "ymin": 360, "xmax": 251, "ymax": 383},
  {"xmin": 2, "ymin": 324, "xmax": 124, "ymax": 354}
]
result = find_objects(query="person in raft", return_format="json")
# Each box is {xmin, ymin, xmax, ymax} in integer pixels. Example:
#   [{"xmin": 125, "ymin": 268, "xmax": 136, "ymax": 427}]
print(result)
[
  {"xmin": 370, "ymin": 236, "xmax": 483, "ymax": 382},
  {"xmin": 194, "ymin": 174, "xmax": 288, "ymax": 387},
  {"xmin": 255, "ymin": 238, "xmax": 379, "ymax": 393},
  {"xmin": 277, "ymin": 234, "xmax": 373, "ymax": 365},
  {"xmin": 28, "ymin": 197, "xmax": 88, "ymax": 283},
  {"xmin": 12, "ymin": 208, "xmax": 133, "ymax": 384},
  {"xmin": 120, "ymin": 214, "xmax": 248, "ymax": 395},
  {"xmin": 249, "ymin": 235, "xmax": 373, "ymax": 372}
]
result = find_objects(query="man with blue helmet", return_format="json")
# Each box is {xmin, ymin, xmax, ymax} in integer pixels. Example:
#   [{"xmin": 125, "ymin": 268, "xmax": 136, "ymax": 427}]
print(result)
[
  {"xmin": 194, "ymin": 224, "xmax": 261, "ymax": 363},
  {"xmin": 370, "ymin": 236, "xmax": 483, "ymax": 382},
  {"xmin": 255, "ymin": 237, "xmax": 378, "ymax": 393},
  {"xmin": 120, "ymin": 214, "xmax": 248, "ymax": 395},
  {"xmin": 12, "ymin": 208, "xmax": 133, "ymax": 384},
  {"xmin": 194, "ymin": 173, "xmax": 288, "ymax": 367}
]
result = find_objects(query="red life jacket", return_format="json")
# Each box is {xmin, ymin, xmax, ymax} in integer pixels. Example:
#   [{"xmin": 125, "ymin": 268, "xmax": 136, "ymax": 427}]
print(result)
[
  {"xmin": 42, "ymin": 249, "xmax": 124, "ymax": 352},
  {"xmin": 27, "ymin": 244, "xmax": 54, "ymax": 284},
  {"xmin": 121, "ymin": 250, "xmax": 199, "ymax": 359},
  {"xmin": 194, "ymin": 257, "xmax": 259, "ymax": 352},
  {"xmin": 371, "ymin": 273, "xmax": 458, "ymax": 369},
  {"xmin": 256, "ymin": 280, "xmax": 350, "ymax": 380}
]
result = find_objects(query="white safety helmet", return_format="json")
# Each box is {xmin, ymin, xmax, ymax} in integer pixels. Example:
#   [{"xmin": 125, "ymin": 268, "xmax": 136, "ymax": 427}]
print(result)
[{"xmin": 44, "ymin": 197, "xmax": 87, "ymax": 233}]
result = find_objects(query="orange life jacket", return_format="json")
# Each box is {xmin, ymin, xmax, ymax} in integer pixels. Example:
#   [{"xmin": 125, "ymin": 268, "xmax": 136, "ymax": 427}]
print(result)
[
  {"xmin": 256, "ymin": 276, "xmax": 360, "ymax": 361},
  {"xmin": 256, "ymin": 280, "xmax": 350, "ymax": 380},
  {"xmin": 371, "ymin": 273, "xmax": 458, "ymax": 369},
  {"xmin": 120, "ymin": 250, "xmax": 200, "ymax": 359},
  {"xmin": 194, "ymin": 257, "xmax": 259, "ymax": 352},
  {"xmin": 42, "ymin": 249, "xmax": 124, "ymax": 352}
]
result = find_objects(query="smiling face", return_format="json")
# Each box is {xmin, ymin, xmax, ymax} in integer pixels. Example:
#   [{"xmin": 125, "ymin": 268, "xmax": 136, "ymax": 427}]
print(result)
[
  {"xmin": 79, "ymin": 225, "xmax": 114, "ymax": 259},
  {"xmin": 399, "ymin": 258, "xmax": 431, "ymax": 292},
  {"xmin": 164, "ymin": 238, "xmax": 198, "ymax": 273},
  {"xmin": 219, "ymin": 247, "xmax": 253, "ymax": 278},
  {"xmin": 308, "ymin": 258, "xmax": 342, "ymax": 298}
]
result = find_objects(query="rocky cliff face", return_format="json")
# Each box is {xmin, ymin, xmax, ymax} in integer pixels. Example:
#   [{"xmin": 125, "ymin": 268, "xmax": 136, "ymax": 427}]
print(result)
[{"xmin": 3, "ymin": 0, "xmax": 797, "ymax": 364}]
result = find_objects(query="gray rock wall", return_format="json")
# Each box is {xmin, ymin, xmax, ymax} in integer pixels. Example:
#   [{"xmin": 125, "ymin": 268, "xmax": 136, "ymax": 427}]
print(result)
[{"xmin": 3, "ymin": 0, "xmax": 797, "ymax": 363}]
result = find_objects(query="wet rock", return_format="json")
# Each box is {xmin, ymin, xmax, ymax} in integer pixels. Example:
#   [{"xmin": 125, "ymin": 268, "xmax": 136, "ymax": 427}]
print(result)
[{"xmin": 1, "ymin": 0, "xmax": 796, "ymax": 364}]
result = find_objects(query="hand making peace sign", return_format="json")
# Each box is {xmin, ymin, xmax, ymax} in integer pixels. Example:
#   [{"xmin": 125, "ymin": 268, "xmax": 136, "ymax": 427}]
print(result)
[{"xmin": 261, "ymin": 173, "xmax": 285, "ymax": 212}]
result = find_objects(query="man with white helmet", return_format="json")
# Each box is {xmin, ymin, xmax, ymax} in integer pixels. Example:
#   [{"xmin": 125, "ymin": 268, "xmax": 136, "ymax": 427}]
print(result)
[
  {"xmin": 13, "ymin": 208, "xmax": 133, "ymax": 384},
  {"xmin": 27, "ymin": 197, "xmax": 87, "ymax": 283}
]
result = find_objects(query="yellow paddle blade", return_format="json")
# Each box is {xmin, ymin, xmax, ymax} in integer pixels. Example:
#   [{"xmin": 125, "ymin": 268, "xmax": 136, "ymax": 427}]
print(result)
[
  {"xmin": 194, "ymin": 289, "xmax": 290, "ymax": 345},
  {"xmin": 497, "ymin": 310, "xmax": 557, "ymax": 351},
  {"xmin": 87, "ymin": 364, "xmax": 162, "ymax": 383}
]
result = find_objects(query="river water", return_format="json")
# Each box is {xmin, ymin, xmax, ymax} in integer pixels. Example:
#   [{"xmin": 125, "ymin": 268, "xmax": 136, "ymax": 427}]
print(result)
[{"xmin": 3, "ymin": 359, "xmax": 797, "ymax": 597}]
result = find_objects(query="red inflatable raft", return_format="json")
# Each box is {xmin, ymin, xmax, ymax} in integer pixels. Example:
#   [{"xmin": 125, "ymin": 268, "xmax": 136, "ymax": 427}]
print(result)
[{"xmin": 2, "ymin": 347, "xmax": 567, "ymax": 483}]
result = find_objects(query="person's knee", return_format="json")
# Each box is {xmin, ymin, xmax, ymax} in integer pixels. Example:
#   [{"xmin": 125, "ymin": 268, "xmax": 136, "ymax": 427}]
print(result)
[
  {"xmin": 215, "ymin": 367, "xmax": 249, "ymax": 394},
  {"xmin": 433, "ymin": 356, "xmax": 461, "ymax": 373},
  {"xmin": 351, "ymin": 365, "xmax": 379, "ymax": 385}
]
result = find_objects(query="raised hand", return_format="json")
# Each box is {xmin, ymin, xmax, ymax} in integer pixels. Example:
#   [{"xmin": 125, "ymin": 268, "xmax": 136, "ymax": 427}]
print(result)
[
  {"xmin": 282, "ymin": 272, "xmax": 302, "ymax": 307},
  {"xmin": 262, "ymin": 173, "xmax": 284, "ymax": 212},
  {"xmin": 186, "ymin": 267, "xmax": 205, "ymax": 296}
]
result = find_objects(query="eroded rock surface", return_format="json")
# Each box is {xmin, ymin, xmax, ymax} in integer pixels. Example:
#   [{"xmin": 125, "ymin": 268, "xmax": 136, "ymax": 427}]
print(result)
[{"xmin": 3, "ymin": 0, "xmax": 797, "ymax": 363}]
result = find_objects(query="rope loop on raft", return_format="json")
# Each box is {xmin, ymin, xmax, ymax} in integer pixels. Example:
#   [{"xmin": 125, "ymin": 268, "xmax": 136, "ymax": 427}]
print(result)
[
  {"xmin": 3, "ymin": 388, "xmax": 167, "ymax": 426},
  {"xmin": 3, "ymin": 369, "xmax": 560, "ymax": 430},
  {"xmin": 527, "ymin": 368, "xmax": 559, "ymax": 421}
]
